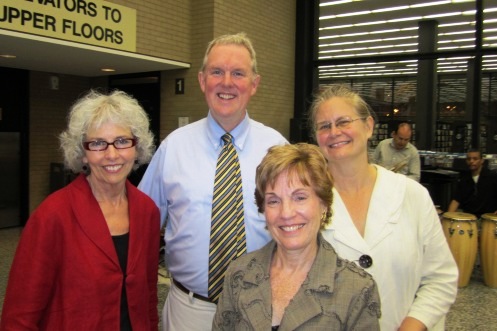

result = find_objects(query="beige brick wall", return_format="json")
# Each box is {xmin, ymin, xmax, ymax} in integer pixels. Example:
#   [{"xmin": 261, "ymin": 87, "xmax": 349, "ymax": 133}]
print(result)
[
  {"xmin": 159, "ymin": 0, "xmax": 296, "ymax": 140},
  {"xmin": 27, "ymin": 0, "xmax": 296, "ymax": 213},
  {"xmin": 159, "ymin": 0, "xmax": 215, "ymax": 138},
  {"xmin": 107, "ymin": 0, "xmax": 193, "ymax": 62}
]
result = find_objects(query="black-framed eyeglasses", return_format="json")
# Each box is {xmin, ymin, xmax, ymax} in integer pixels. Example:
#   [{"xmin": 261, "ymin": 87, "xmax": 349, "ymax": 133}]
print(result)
[
  {"xmin": 316, "ymin": 117, "xmax": 367, "ymax": 133},
  {"xmin": 83, "ymin": 138, "xmax": 137, "ymax": 151}
]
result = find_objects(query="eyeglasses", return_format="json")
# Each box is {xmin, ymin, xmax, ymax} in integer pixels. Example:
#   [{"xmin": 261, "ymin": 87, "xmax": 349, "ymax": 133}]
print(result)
[
  {"xmin": 316, "ymin": 117, "xmax": 367, "ymax": 133},
  {"xmin": 83, "ymin": 138, "xmax": 137, "ymax": 151}
]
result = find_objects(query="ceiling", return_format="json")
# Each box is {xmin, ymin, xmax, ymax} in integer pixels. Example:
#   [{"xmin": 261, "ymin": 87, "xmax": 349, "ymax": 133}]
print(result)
[
  {"xmin": 318, "ymin": 0, "xmax": 497, "ymax": 80},
  {"xmin": 0, "ymin": 30, "xmax": 190, "ymax": 77}
]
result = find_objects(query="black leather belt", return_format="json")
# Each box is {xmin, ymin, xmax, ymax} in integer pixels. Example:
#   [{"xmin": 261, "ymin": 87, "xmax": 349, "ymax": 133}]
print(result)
[{"xmin": 172, "ymin": 278, "xmax": 213, "ymax": 303}]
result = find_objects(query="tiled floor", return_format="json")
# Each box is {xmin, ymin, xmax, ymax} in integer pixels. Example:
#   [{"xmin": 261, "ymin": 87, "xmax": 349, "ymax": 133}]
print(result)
[
  {"xmin": 447, "ymin": 268, "xmax": 497, "ymax": 331},
  {"xmin": 1, "ymin": 226, "xmax": 497, "ymax": 330}
]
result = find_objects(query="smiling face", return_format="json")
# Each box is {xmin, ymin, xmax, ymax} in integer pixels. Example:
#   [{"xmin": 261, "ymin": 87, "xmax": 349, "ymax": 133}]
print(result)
[
  {"xmin": 198, "ymin": 44, "xmax": 260, "ymax": 132},
  {"xmin": 315, "ymin": 97, "xmax": 373, "ymax": 163},
  {"xmin": 264, "ymin": 170, "xmax": 326, "ymax": 254},
  {"xmin": 82, "ymin": 122, "xmax": 136, "ymax": 188}
]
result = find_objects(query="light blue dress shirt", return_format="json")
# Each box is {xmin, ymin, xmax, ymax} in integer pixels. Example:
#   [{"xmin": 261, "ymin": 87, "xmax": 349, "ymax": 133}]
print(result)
[{"xmin": 138, "ymin": 111, "xmax": 287, "ymax": 296}]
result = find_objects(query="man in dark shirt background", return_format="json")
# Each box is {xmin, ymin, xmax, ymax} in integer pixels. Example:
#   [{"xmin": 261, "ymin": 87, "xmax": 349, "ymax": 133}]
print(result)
[{"xmin": 448, "ymin": 149, "xmax": 497, "ymax": 217}]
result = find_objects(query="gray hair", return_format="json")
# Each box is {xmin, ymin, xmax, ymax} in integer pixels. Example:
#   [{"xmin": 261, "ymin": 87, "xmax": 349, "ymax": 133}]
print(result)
[
  {"xmin": 308, "ymin": 84, "xmax": 375, "ymax": 141},
  {"xmin": 200, "ymin": 32, "xmax": 258, "ymax": 75},
  {"xmin": 59, "ymin": 89, "xmax": 155, "ymax": 173}
]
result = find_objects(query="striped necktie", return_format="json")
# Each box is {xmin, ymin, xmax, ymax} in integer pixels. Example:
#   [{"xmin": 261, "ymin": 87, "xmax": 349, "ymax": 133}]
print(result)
[{"xmin": 208, "ymin": 133, "xmax": 246, "ymax": 304}]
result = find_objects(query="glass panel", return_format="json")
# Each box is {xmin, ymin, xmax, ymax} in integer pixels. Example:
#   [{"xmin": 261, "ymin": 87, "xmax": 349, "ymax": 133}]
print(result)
[
  {"xmin": 438, "ymin": 75, "xmax": 467, "ymax": 118},
  {"xmin": 317, "ymin": 0, "xmax": 496, "ymax": 154},
  {"xmin": 483, "ymin": 1, "xmax": 497, "ymax": 49},
  {"xmin": 482, "ymin": 55, "xmax": 497, "ymax": 75},
  {"xmin": 392, "ymin": 78, "xmax": 417, "ymax": 118},
  {"xmin": 320, "ymin": 76, "xmax": 419, "ymax": 119},
  {"xmin": 352, "ymin": 79, "xmax": 393, "ymax": 118},
  {"xmin": 319, "ymin": 79, "xmax": 352, "ymax": 88},
  {"xmin": 491, "ymin": 74, "xmax": 497, "ymax": 119},
  {"xmin": 482, "ymin": 73, "xmax": 497, "ymax": 117},
  {"xmin": 318, "ymin": 0, "xmax": 478, "ymax": 79}
]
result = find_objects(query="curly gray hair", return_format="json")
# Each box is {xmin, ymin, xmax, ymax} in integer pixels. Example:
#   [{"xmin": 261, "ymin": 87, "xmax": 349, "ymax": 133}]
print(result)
[{"xmin": 59, "ymin": 89, "xmax": 155, "ymax": 173}]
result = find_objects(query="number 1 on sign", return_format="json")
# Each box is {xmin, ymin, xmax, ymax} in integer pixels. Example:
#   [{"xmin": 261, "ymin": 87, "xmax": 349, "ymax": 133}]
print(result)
[{"xmin": 175, "ymin": 78, "xmax": 184, "ymax": 94}]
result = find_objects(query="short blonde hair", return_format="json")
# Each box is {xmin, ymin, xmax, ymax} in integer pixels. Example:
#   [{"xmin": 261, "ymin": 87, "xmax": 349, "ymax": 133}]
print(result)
[
  {"xmin": 308, "ymin": 84, "xmax": 375, "ymax": 141},
  {"xmin": 255, "ymin": 143, "xmax": 333, "ymax": 228}
]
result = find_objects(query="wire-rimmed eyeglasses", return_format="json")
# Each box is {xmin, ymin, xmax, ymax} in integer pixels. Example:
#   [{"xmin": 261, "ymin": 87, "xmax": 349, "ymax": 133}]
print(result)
[
  {"xmin": 83, "ymin": 138, "xmax": 137, "ymax": 151},
  {"xmin": 316, "ymin": 117, "xmax": 367, "ymax": 133}
]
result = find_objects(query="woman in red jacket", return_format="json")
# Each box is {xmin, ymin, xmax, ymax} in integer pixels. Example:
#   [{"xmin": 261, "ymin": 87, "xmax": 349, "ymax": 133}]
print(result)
[{"xmin": 1, "ymin": 90, "xmax": 160, "ymax": 331}]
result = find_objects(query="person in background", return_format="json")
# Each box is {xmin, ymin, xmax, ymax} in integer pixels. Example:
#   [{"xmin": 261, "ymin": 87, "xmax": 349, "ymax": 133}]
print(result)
[
  {"xmin": 447, "ymin": 148, "xmax": 497, "ymax": 217},
  {"xmin": 138, "ymin": 32, "xmax": 287, "ymax": 330},
  {"xmin": 212, "ymin": 143, "xmax": 381, "ymax": 331},
  {"xmin": 373, "ymin": 122, "xmax": 421, "ymax": 182},
  {"xmin": 308, "ymin": 84, "xmax": 458, "ymax": 331},
  {"xmin": 0, "ymin": 90, "xmax": 160, "ymax": 331}
]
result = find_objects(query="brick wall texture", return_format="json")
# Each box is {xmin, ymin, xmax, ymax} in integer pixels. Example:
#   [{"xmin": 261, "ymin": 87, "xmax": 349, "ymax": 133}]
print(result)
[{"xmin": 27, "ymin": 0, "xmax": 296, "ymax": 213}]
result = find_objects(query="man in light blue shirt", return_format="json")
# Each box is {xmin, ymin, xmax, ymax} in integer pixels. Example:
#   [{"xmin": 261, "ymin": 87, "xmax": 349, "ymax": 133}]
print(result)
[{"xmin": 138, "ymin": 32, "xmax": 287, "ymax": 330}]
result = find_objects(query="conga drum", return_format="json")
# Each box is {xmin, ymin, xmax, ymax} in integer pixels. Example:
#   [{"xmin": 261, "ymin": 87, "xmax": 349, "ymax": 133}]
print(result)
[
  {"xmin": 480, "ymin": 213, "xmax": 497, "ymax": 288},
  {"xmin": 442, "ymin": 212, "xmax": 478, "ymax": 287}
]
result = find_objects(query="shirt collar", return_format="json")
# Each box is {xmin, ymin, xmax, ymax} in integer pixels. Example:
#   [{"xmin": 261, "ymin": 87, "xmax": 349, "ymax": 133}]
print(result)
[{"xmin": 206, "ymin": 110, "xmax": 250, "ymax": 151}]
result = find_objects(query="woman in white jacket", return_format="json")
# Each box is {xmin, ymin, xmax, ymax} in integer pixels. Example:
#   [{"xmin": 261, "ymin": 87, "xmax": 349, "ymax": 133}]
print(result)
[{"xmin": 308, "ymin": 84, "xmax": 458, "ymax": 331}]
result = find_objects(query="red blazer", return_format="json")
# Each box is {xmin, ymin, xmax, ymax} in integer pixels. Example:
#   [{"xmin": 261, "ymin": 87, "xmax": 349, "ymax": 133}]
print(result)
[{"xmin": 1, "ymin": 174, "xmax": 160, "ymax": 330}]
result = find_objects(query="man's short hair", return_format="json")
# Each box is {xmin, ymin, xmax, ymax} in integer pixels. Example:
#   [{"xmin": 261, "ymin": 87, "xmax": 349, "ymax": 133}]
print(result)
[
  {"xmin": 467, "ymin": 148, "xmax": 482, "ymax": 159},
  {"xmin": 394, "ymin": 122, "xmax": 412, "ymax": 134}
]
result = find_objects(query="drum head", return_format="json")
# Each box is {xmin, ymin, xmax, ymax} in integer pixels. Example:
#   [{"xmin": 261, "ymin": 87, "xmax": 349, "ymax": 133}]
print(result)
[
  {"xmin": 481, "ymin": 213, "xmax": 497, "ymax": 221},
  {"xmin": 442, "ymin": 212, "xmax": 477, "ymax": 221}
]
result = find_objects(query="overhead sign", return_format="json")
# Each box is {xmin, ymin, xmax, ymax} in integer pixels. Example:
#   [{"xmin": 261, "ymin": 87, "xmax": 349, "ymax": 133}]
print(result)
[{"xmin": 0, "ymin": 0, "xmax": 136, "ymax": 52}]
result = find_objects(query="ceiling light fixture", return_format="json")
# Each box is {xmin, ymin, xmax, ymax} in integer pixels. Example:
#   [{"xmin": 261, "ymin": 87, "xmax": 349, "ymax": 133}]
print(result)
[{"xmin": 320, "ymin": 0, "xmax": 361, "ymax": 6}]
